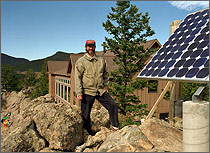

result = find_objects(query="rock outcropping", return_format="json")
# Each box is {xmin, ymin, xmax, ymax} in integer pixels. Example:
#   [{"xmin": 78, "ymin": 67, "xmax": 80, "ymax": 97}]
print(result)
[{"xmin": 1, "ymin": 89, "xmax": 183, "ymax": 152}]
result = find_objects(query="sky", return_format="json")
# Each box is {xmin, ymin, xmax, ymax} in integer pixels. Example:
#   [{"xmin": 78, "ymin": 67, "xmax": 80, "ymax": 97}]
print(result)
[{"xmin": 1, "ymin": 1, "xmax": 209, "ymax": 61}]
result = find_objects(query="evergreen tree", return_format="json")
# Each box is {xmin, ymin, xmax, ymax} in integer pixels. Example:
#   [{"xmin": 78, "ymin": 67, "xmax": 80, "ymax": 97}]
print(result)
[
  {"xmin": 22, "ymin": 69, "xmax": 37, "ymax": 88},
  {"xmin": 181, "ymin": 82, "xmax": 209, "ymax": 102},
  {"xmin": 1, "ymin": 64, "xmax": 19, "ymax": 92},
  {"xmin": 30, "ymin": 59, "xmax": 49, "ymax": 99},
  {"xmin": 102, "ymin": 1, "xmax": 155, "ymax": 116}
]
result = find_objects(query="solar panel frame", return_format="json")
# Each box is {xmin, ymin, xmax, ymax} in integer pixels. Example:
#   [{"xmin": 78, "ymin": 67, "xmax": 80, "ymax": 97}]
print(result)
[{"xmin": 137, "ymin": 8, "xmax": 209, "ymax": 84}]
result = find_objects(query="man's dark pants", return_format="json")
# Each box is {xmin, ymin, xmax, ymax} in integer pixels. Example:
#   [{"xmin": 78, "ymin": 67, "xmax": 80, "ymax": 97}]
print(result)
[{"xmin": 81, "ymin": 91, "xmax": 119, "ymax": 133}]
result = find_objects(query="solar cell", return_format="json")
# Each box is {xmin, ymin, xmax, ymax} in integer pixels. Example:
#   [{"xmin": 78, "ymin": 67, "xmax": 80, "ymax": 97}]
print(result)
[
  {"xmin": 177, "ymin": 37, "xmax": 186, "ymax": 44},
  {"xmin": 172, "ymin": 51, "xmax": 182, "ymax": 59},
  {"xmin": 167, "ymin": 68, "xmax": 179, "ymax": 77},
  {"xmin": 158, "ymin": 61, "xmax": 168, "ymax": 68},
  {"xmin": 181, "ymin": 51, "xmax": 192, "ymax": 58},
  {"xmin": 197, "ymin": 41, "xmax": 208, "ymax": 48},
  {"xmin": 186, "ymin": 68, "xmax": 199, "ymax": 78},
  {"xmin": 174, "ymin": 59, "xmax": 186, "ymax": 67},
  {"xmin": 184, "ymin": 35, "xmax": 194, "ymax": 42},
  {"xmin": 158, "ymin": 69, "xmax": 169, "ymax": 77},
  {"xmin": 176, "ymin": 68, "xmax": 188, "ymax": 77},
  {"xmin": 165, "ymin": 53, "xmax": 174, "ymax": 60},
  {"xmin": 196, "ymin": 68, "xmax": 209, "ymax": 78},
  {"xmin": 193, "ymin": 57, "xmax": 207, "ymax": 67},
  {"xmin": 152, "ymin": 61, "xmax": 161, "ymax": 68},
  {"xmin": 183, "ymin": 59, "xmax": 196, "ymax": 67},
  {"xmin": 201, "ymin": 49, "xmax": 209, "ymax": 57},
  {"xmin": 137, "ymin": 8, "xmax": 209, "ymax": 83},
  {"xmin": 201, "ymin": 26, "xmax": 208, "ymax": 33},
  {"xmin": 165, "ymin": 60, "xmax": 176, "ymax": 68},
  {"xmin": 190, "ymin": 49, "xmax": 203, "ymax": 58},
  {"xmin": 204, "ymin": 59, "xmax": 209, "ymax": 67},
  {"xmin": 194, "ymin": 34, "xmax": 206, "ymax": 41},
  {"xmin": 204, "ymin": 34, "xmax": 209, "ymax": 40},
  {"xmin": 152, "ymin": 69, "xmax": 161, "ymax": 76},
  {"xmin": 145, "ymin": 69, "xmax": 154, "ymax": 76},
  {"xmin": 191, "ymin": 28, "xmax": 201, "ymax": 35},
  {"xmin": 170, "ymin": 45, "xmax": 180, "ymax": 52},
  {"xmin": 188, "ymin": 42, "xmax": 199, "ymax": 50}
]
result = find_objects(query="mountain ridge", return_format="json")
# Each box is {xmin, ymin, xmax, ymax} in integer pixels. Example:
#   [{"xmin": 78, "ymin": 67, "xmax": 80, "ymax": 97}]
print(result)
[{"xmin": 1, "ymin": 51, "xmax": 71, "ymax": 72}]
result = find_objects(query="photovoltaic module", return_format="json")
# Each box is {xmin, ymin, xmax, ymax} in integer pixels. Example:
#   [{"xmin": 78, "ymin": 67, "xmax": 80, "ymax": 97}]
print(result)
[{"xmin": 137, "ymin": 8, "xmax": 209, "ymax": 83}]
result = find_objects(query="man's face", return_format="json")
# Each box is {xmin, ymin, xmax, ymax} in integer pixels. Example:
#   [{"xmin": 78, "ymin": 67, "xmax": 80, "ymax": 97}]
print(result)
[{"xmin": 85, "ymin": 45, "xmax": 96, "ymax": 56}]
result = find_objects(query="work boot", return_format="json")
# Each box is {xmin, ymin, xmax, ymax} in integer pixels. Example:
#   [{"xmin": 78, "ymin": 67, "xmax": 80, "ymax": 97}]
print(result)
[{"xmin": 112, "ymin": 126, "xmax": 119, "ymax": 131}]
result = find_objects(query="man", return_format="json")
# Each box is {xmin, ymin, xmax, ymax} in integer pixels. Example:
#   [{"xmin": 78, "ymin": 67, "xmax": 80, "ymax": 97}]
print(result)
[{"xmin": 75, "ymin": 40, "xmax": 119, "ymax": 135}]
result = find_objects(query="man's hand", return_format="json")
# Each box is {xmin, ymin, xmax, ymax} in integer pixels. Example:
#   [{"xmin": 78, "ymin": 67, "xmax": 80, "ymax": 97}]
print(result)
[
  {"xmin": 104, "ymin": 88, "xmax": 108, "ymax": 92},
  {"xmin": 77, "ymin": 95, "xmax": 83, "ymax": 100}
]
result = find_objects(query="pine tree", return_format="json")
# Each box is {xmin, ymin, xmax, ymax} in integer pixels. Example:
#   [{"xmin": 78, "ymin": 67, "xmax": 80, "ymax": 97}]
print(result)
[
  {"xmin": 1, "ymin": 64, "xmax": 19, "ymax": 92},
  {"xmin": 102, "ymin": 1, "xmax": 155, "ymax": 116},
  {"xmin": 30, "ymin": 59, "xmax": 49, "ymax": 99},
  {"xmin": 22, "ymin": 69, "xmax": 37, "ymax": 89}
]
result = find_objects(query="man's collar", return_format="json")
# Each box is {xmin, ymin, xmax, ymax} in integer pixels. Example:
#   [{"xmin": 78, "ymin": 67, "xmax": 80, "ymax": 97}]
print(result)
[{"xmin": 85, "ymin": 53, "xmax": 98, "ymax": 61}]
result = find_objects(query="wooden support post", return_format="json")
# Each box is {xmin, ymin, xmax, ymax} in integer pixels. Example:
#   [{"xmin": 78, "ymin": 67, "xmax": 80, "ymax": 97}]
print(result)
[
  {"xmin": 146, "ymin": 81, "xmax": 172, "ymax": 120},
  {"xmin": 169, "ymin": 82, "xmax": 176, "ymax": 125}
]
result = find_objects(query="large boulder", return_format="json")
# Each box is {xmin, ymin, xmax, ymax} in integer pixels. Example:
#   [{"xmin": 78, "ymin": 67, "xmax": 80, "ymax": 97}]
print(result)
[
  {"xmin": 75, "ymin": 127, "xmax": 112, "ymax": 152},
  {"xmin": 97, "ymin": 125, "xmax": 153, "ymax": 152},
  {"xmin": 32, "ymin": 102, "xmax": 83, "ymax": 151},
  {"xmin": 1, "ymin": 117, "xmax": 46, "ymax": 152},
  {"xmin": 1, "ymin": 89, "xmax": 84, "ymax": 152},
  {"xmin": 39, "ymin": 147, "xmax": 62, "ymax": 152},
  {"xmin": 140, "ymin": 118, "xmax": 183, "ymax": 152}
]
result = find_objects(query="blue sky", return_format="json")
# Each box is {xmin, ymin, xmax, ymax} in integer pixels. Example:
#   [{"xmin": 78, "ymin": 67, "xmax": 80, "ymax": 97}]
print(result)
[{"xmin": 1, "ymin": 1, "xmax": 209, "ymax": 61}]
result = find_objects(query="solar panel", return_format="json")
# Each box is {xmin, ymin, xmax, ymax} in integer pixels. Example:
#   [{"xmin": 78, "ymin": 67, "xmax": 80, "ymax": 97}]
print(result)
[{"xmin": 137, "ymin": 8, "xmax": 209, "ymax": 83}]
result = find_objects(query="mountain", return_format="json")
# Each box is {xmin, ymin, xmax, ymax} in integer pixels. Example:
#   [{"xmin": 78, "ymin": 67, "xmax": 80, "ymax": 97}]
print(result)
[
  {"xmin": 1, "ymin": 53, "xmax": 30, "ymax": 66},
  {"xmin": 2, "ymin": 51, "xmax": 71, "ymax": 72}
]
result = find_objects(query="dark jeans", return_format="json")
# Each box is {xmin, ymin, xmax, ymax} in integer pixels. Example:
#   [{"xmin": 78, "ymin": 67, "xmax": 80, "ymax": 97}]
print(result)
[{"xmin": 81, "ymin": 91, "xmax": 119, "ymax": 131}]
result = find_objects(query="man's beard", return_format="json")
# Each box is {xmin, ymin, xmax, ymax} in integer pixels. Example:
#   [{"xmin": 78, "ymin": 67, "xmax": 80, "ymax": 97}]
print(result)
[{"xmin": 86, "ymin": 49, "xmax": 95, "ymax": 56}]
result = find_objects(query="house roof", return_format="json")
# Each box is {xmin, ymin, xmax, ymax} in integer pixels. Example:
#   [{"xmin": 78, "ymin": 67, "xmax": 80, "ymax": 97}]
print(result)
[
  {"xmin": 47, "ymin": 60, "xmax": 69, "ymax": 75},
  {"xmin": 139, "ymin": 39, "xmax": 161, "ymax": 50},
  {"xmin": 47, "ymin": 39, "xmax": 161, "ymax": 75}
]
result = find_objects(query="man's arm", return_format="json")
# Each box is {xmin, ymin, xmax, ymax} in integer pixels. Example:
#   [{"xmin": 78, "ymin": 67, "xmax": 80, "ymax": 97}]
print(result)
[{"xmin": 75, "ymin": 60, "xmax": 84, "ymax": 99}]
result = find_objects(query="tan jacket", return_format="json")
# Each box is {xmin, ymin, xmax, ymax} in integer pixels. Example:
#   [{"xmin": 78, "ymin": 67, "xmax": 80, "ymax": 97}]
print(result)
[{"xmin": 75, "ymin": 54, "xmax": 109, "ymax": 96}]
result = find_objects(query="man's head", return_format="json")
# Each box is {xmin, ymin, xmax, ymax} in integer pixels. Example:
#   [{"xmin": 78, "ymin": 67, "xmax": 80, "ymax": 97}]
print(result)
[{"xmin": 85, "ymin": 40, "xmax": 96, "ymax": 56}]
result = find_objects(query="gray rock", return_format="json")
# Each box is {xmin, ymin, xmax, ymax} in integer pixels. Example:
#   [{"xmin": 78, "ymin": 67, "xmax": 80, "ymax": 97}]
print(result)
[
  {"xmin": 1, "ymin": 118, "xmax": 46, "ymax": 152},
  {"xmin": 75, "ymin": 127, "xmax": 111, "ymax": 152},
  {"xmin": 140, "ymin": 118, "xmax": 183, "ymax": 152},
  {"xmin": 1, "ymin": 89, "xmax": 84, "ymax": 152},
  {"xmin": 32, "ymin": 102, "xmax": 83, "ymax": 151},
  {"xmin": 97, "ymin": 125, "xmax": 152, "ymax": 152},
  {"xmin": 39, "ymin": 147, "xmax": 62, "ymax": 152}
]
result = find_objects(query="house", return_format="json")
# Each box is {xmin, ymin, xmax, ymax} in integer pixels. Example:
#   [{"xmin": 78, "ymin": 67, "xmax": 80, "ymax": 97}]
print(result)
[{"xmin": 47, "ymin": 39, "xmax": 178, "ymax": 119}]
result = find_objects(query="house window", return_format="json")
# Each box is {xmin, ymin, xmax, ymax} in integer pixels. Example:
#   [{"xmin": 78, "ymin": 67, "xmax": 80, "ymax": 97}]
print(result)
[
  {"xmin": 160, "ymin": 113, "xmax": 169, "ymax": 121},
  {"xmin": 55, "ymin": 83, "xmax": 58, "ymax": 95},
  {"xmin": 58, "ymin": 83, "xmax": 61, "ymax": 97},
  {"xmin": 61, "ymin": 85, "xmax": 63, "ymax": 98},
  {"xmin": 148, "ymin": 80, "xmax": 158, "ymax": 93},
  {"xmin": 55, "ymin": 77, "xmax": 71, "ymax": 104},
  {"xmin": 68, "ymin": 87, "xmax": 70, "ymax": 102},
  {"xmin": 64, "ymin": 86, "xmax": 67, "ymax": 101}
]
